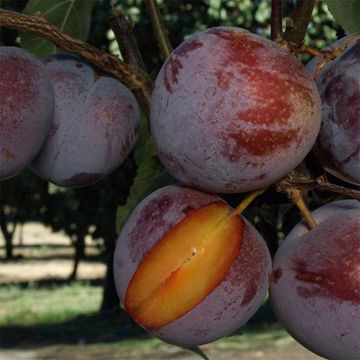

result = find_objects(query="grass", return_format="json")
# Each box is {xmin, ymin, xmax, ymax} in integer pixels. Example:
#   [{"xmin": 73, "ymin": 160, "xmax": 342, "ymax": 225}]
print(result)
[
  {"xmin": 0, "ymin": 281, "xmax": 102, "ymax": 326},
  {"xmin": 0, "ymin": 280, "xmax": 151, "ymax": 349},
  {"xmin": 0, "ymin": 279, "xmax": 319, "ymax": 360},
  {"xmin": 0, "ymin": 280, "xmax": 289, "ymax": 352},
  {"xmin": 217, "ymin": 327, "xmax": 293, "ymax": 350}
]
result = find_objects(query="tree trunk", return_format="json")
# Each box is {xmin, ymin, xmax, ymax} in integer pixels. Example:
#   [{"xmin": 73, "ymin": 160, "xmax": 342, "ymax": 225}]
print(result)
[
  {"xmin": 18, "ymin": 222, "xmax": 24, "ymax": 246},
  {"xmin": 69, "ymin": 233, "xmax": 85, "ymax": 281},
  {"xmin": 100, "ymin": 251, "xmax": 119, "ymax": 312},
  {"xmin": 100, "ymin": 233, "xmax": 119, "ymax": 312},
  {"xmin": 0, "ymin": 209, "xmax": 16, "ymax": 259}
]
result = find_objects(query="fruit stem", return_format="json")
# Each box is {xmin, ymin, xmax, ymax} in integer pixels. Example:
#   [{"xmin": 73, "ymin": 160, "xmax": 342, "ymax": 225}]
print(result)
[
  {"xmin": 231, "ymin": 187, "xmax": 268, "ymax": 217},
  {"xmin": 271, "ymin": 0, "xmax": 283, "ymax": 41},
  {"xmin": 146, "ymin": 0, "xmax": 173, "ymax": 60},
  {"xmin": 301, "ymin": 44, "xmax": 322, "ymax": 57},
  {"xmin": 288, "ymin": 189, "xmax": 317, "ymax": 230}
]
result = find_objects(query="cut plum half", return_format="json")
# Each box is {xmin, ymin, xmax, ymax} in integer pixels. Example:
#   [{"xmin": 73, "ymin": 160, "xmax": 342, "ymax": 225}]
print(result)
[{"xmin": 124, "ymin": 201, "xmax": 244, "ymax": 329}]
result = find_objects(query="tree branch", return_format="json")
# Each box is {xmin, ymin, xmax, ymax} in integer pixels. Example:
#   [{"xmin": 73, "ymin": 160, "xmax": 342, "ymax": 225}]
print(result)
[
  {"xmin": 107, "ymin": 11, "xmax": 147, "ymax": 71},
  {"xmin": 276, "ymin": 168, "xmax": 360, "ymax": 229},
  {"xmin": 271, "ymin": 0, "xmax": 282, "ymax": 41},
  {"xmin": 0, "ymin": 8, "xmax": 152, "ymax": 116},
  {"xmin": 146, "ymin": 0, "xmax": 173, "ymax": 60},
  {"xmin": 282, "ymin": 0, "xmax": 316, "ymax": 52},
  {"xmin": 311, "ymin": 33, "xmax": 360, "ymax": 79},
  {"xmin": 276, "ymin": 176, "xmax": 360, "ymax": 201}
]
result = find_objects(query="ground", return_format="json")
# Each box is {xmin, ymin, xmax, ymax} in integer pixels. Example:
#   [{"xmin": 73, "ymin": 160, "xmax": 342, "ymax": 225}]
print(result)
[{"xmin": 0, "ymin": 223, "xmax": 323, "ymax": 360}]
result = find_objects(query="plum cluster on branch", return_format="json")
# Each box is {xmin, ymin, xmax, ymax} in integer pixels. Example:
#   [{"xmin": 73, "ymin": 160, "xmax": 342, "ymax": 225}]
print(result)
[{"xmin": 0, "ymin": 4, "xmax": 359, "ymax": 359}]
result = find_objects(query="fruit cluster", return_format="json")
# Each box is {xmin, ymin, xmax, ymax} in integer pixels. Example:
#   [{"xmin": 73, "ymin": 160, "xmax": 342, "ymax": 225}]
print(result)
[
  {"xmin": 1, "ymin": 26, "xmax": 359, "ymax": 359},
  {"xmin": 112, "ymin": 28, "xmax": 360, "ymax": 358},
  {"xmin": 0, "ymin": 47, "xmax": 140, "ymax": 186}
]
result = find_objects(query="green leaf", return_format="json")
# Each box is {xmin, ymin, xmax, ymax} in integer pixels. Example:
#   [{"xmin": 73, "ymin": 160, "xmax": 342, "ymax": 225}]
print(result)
[
  {"xmin": 21, "ymin": 0, "xmax": 96, "ymax": 58},
  {"xmin": 325, "ymin": 0, "xmax": 360, "ymax": 33},
  {"xmin": 116, "ymin": 116, "xmax": 173, "ymax": 234},
  {"xmin": 115, "ymin": 157, "xmax": 171, "ymax": 234},
  {"xmin": 133, "ymin": 115, "xmax": 158, "ymax": 164}
]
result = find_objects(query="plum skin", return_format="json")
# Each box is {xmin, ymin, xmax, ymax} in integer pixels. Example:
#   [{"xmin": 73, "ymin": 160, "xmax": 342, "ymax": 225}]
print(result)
[
  {"xmin": 150, "ymin": 27, "xmax": 321, "ymax": 193},
  {"xmin": 270, "ymin": 200, "xmax": 360, "ymax": 359},
  {"xmin": 30, "ymin": 54, "xmax": 140, "ymax": 187},
  {"xmin": 113, "ymin": 185, "xmax": 272, "ymax": 347},
  {"xmin": 0, "ymin": 47, "xmax": 54, "ymax": 180},
  {"xmin": 308, "ymin": 41, "xmax": 360, "ymax": 184}
]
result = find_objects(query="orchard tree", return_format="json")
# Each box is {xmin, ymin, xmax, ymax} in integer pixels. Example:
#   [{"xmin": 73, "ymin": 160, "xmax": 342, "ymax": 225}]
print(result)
[
  {"xmin": 0, "ymin": 0, "xmax": 359, "ymax": 359},
  {"xmin": 0, "ymin": 170, "xmax": 48, "ymax": 258}
]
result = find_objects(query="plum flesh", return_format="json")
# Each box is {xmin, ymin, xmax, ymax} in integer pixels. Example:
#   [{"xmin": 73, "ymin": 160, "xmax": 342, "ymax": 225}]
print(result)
[{"xmin": 114, "ymin": 185, "xmax": 272, "ymax": 346}]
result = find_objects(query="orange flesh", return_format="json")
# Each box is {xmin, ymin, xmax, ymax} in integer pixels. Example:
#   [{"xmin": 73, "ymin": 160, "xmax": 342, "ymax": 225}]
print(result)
[{"xmin": 124, "ymin": 202, "xmax": 244, "ymax": 329}]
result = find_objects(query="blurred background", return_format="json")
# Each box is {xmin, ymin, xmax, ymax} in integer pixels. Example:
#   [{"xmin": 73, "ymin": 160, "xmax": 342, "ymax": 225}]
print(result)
[{"xmin": 0, "ymin": 0, "xmax": 344, "ymax": 359}]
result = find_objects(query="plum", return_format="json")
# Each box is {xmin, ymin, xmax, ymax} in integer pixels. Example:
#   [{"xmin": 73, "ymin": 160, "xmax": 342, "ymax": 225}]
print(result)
[
  {"xmin": 30, "ymin": 54, "xmax": 140, "ymax": 187},
  {"xmin": 270, "ymin": 200, "xmax": 360, "ymax": 359},
  {"xmin": 308, "ymin": 40, "xmax": 360, "ymax": 184},
  {"xmin": 0, "ymin": 46, "xmax": 54, "ymax": 180},
  {"xmin": 150, "ymin": 27, "xmax": 321, "ymax": 193},
  {"xmin": 113, "ymin": 185, "xmax": 271, "ymax": 346}
]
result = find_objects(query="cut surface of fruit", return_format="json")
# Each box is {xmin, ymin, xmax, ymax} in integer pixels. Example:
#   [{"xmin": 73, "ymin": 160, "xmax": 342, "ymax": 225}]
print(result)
[{"xmin": 124, "ymin": 201, "xmax": 244, "ymax": 329}]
